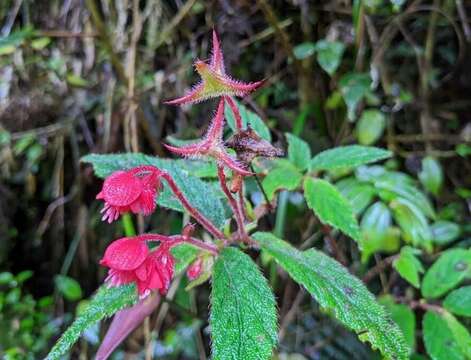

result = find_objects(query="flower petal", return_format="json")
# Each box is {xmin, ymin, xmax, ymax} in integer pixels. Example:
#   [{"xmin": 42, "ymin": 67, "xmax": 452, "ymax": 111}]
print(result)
[
  {"xmin": 102, "ymin": 171, "xmax": 142, "ymax": 207},
  {"xmin": 101, "ymin": 237, "xmax": 149, "ymax": 271}
]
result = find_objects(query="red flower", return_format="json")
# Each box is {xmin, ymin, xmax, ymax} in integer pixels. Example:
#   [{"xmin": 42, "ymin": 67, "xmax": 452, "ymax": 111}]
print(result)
[
  {"xmin": 164, "ymin": 98, "xmax": 252, "ymax": 176},
  {"xmin": 96, "ymin": 166, "xmax": 161, "ymax": 223},
  {"xmin": 100, "ymin": 236, "xmax": 175, "ymax": 297},
  {"xmin": 165, "ymin": 30, "xmax": 264, "ymax": 106}
]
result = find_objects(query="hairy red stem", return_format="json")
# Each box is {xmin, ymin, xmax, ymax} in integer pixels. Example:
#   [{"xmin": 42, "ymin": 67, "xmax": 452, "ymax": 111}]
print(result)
[
  {"xmin": 161, "ymin": 172, "xmax": 226, "ymax": 240},
  {"xmin": 217, "ymin": 166, "xmax": 247, "ymax": 241},
  {"xmin": 142, "ymin": 233, "xmax": 219, "ymax": 255},
  {"xmin": 225, "ymin": 95, "xmax": 243, "ymax": 130}
]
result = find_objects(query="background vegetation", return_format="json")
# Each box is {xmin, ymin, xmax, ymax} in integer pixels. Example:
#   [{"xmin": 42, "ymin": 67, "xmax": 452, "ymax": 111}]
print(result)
[{"xmin": 1, "ymin": 0, "xmax": 471, "ymax": 358}]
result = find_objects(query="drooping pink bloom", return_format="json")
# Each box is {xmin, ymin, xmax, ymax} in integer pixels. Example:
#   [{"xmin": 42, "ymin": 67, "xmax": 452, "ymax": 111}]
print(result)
[
  {"xmin": 164, "ymin": 98, "xmax": 252, "ymax": 176},
  {"xmin": 186, "ymin": 258, "xmax": 203, "ymax": 281},
  {"xmin": 96, "ymin": 166, "xmax": 161, "ymax": 223},
  {"xmin": 165, "ymin": 30, "xmax": 264, "ymax": 106},
  {"xmin": 100, "ymin": 236, "xmax": 175, "ymax": 297}
]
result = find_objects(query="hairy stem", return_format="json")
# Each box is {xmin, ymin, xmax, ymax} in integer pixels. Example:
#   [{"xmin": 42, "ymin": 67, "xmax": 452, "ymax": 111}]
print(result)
[
  {"xmin": 161, "ymin": 172, "xmax": 226, "ymax": 240},
  {"xmin": 225, "ymin": 96, "xmax": 243, "ymax": 130},
  {"xmin": 217, "ymin": 166, "xmax": 247, "ymax": 241},
  {"xmin": 142, "ymin": 233, "xmax": 218, "ymax": 255}
]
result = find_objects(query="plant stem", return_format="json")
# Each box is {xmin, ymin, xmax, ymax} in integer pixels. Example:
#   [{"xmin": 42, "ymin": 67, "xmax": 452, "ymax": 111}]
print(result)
[
  {"xmin": 217, "ymin": 165, "xmax": 247, "ymax": 241},
  {"xmin": 141, "ymin": 233, "xmax": 218, "ymax": 255},
  {"xmin": 225, "ymin": 96, "xmax": 243, "ymax": 130},
  {"xmin": 160, "ymin": 171, "xmax": 226, "ymax": 240}
]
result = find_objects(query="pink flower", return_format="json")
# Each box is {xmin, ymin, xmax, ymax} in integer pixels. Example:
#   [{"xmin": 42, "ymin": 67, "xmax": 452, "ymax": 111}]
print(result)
[
  {"xmin": 186, "ymin": 258, "xmax": 203, "ymax": 281},
  {"xmin": 165, "ymin": 30, "xmax": 264, "ymax": 106},
  {"xmin": 96, "ymin": 166, "xmax": 161, "ymax": 223},
  {"xmin": 100, "ymin": 236, "xmax": 175, "ymax": 297},
  {"xmin": 164, "ymin": 98, "xmax": 252, "ymax": 176}
]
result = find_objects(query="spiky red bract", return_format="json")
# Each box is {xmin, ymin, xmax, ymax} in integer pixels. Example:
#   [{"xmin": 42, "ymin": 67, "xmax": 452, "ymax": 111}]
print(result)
[
  {"xmin": 186, "ymin": 258, "xmax": 203, "ymax": 281},
  {"xmin": 164, "ymin": 30, "xmax": 264, "ymax": 106},
  {"xmin": 100, "ymin": 236, "xmax": 175, "ymax": 297},
  {"xmin": 96, "ymin": 166, "xmax": 162, "ymax": 223},
  {"xmin": 163, "ymin": 99, "xmax": 252, "ymax": 176}
]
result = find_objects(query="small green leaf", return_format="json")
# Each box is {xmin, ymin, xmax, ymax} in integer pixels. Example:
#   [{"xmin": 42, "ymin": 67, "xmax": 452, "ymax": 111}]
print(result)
[
  {"xmin": 393, "ymin": 246, "xmax": 424, "ymax": 288},
  {"xmin": 81, "ymin": 153, "xmax": 226, "ymax": 229},
  {"xmin": 360, "ymin": 202, "xmax": 400, "ymax": 263},
  {"xmin": 171, "ymin": 243, "xmax": 200, "ymax": 274},
  {"xmin": 336, "ymin": 177, "xmax": 376, "ymax": 215},
  {"xmin": 441, "ymin": 311, "xmax": 471, "ymax": 358},
  {"xmin": 66, "ymin": 74, "xmax": 89, "ymax": 87},
  {"xmin": 315, "ymin": 40, "xmax": 345, "ymax": 75},
  {"xmin": 419, "ymin": 157, "xmax": 443, "ymax": 196},
  {"xmin": 390, "ymin": 198, "xmax": 433, "ymax": 252},
  {"xmin": 444, "ymin": 286, "xmax": 471, "ymax": 317},
  {"xmin": 422, "ymin": 249, "xmax": 471, "ymax": 299},
  {"xmin": 293, "ymin": 42, "xmax": 316, "ymax": 59},
  {"xmin": 304, "ymin": 178, "xmax": 361, "ymax": 242},
  {"xmin": 55, "ymin": 275, "xmax": 83, "ymax": 301},
  {"xmin": 379, "ymin": 295, "xmax": 416, "ymax": 352},
  {"xmin": 210, "ymin": 247, "xmax": 277, "ymax": 360},
  {"xmin": 423, "ymin": 311, "xmax": 466, "ymax": 360},
  {"xmin": 309, "ymin": 145, "xmax": 392, "ymax": 172},
  {"xmin": 431, "ymin": 221, "xmax": 461, "ymax": 245},
  {"xmin": 46, "ymin": 284, "xmax": 138, "ymax": 359},
  {"xmin": 339, "ymin": 72, "xmax": 372, "ymax": 120},
  {"xmin": 253, "ymin": 232, "xmax": 409, "ymax": 359},
  {"xmin": 356, "ymin": 109, "xmax": 386, "ymax": 145},
  {"xmin": 262, "ymin": 161, "xmax": 303, "ymax": 200},
  {"xmin": 285, "ymin": 133, "xmax": 311, "ymax": 171},
  {"xmin": 225, "ymin": 100, "xmax": 271, "ymax": 141}
]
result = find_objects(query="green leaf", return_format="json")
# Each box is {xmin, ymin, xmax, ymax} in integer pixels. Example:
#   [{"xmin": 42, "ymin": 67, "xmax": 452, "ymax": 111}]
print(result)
[
  {"xmin": 293, "ymin": 42, "xmax": 316, "ymax": 59},
  {"xmin": 225, "ymin": 100, "xmax": 271, "ymax": 141},
  {"xmin": 423, "ymin": 310, "xmax": 471, "ymax": 359},
  {"xmin": 309, "ymin": 145, "xmax": 392, "ymax": 172},
  {"xmin": 285, "ymin": 133, "xmax": 311, "ymax": 171},
  {"xmin": 393, "ymin": 246, "xmax": 424, "ymax": 288},
  {"xmin": 422, "ymin": 249, "xmax": 471, "ymax": 299},
  {"xmin": 444, "ymin": 286, "xmax": 471, "ymax": 317},
  {"xmin": 315, "ymin": 40, "xmax": 345, "ymax": 75},
  {"xmin": 46, "ymin": 284, "xmax": 138, "ymax": 360},
  {"xmin": 356, "ymin": 109, "xmax": 386, "ymax": 145},
  {"xmin": 360, "ymin": 202, "xmax": 400, "ymax": 263},
  {"xmin": 374, "ymin": 179, "xmax": 435, "ymax": 219},
  {"xmin": 339, "ymin": 73, "xmax": 372, "ymax": 121},
  {"xmin": 171, "ymin": 243, "xmax": 200, "ymax": 274},
  {"xmin": 431, "ymin": 221, "xmax": 461, "ymax": 245},
  {"xmin": 253, "ymin": 232, "xmax": 409, "ymax": 359},
  {"xmin": 55, "ymin": 275, "xmax": 83, "ymax": 301},
  {"xmin": 210, "ymin": 247, "xmax": 277, "ymax": 360},
  {"xmin": 423, "ymin": 311, "xmax": 466, "ymax": 360},
  {"xmin": 379, "ymin": 295, "xmax": 416, "ymax": 352},
  {"xmin": 262, "ymin": 161, "xmax": 303, "ymax": 200},
  {"xmin": 336, "ymin": 177, "xmax": 376, "ymax": 215},
  {"xmin": 304, "ymin": 178, "xmax": 361, "ymax": 242},
  {"xmin": 81, "ymin": 153, "xmax": 226, "ymax": 229},
  {"xmin": 419, "ymin": 157, "xmax": 443, "ymax": 196},
  {"xmin": 390, "ymin": 198, "xmax": 433, "ymax": 252}
]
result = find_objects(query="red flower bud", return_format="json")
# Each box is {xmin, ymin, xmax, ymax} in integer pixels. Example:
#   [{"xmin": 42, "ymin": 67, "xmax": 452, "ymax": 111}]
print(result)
[
  {"xmin": 186, "ymin": 258, "xmax": 203, "ymax": 281},
  {"xmin": 96, "ymin": 166, "xmax": 161, "ymax": 223},
  {"xmin": 100, "ymin": 236, "xmax": 175, "ymax": 297}
]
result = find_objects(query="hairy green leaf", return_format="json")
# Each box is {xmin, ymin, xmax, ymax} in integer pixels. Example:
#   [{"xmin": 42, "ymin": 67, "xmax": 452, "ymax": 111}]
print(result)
[
  {"xmin": 393, "ymin": 246, "xmax": 424, "ymax": 288},
  {"xmin": 336, "ymin": 177, "xmax": 376, "ymax": 215},
  {"xmin": 285, "ymin": 133, "xmax": 311, "ymax": 171},
  {"xmin": 315, "ymin": 40, "xmax": 345, "ymax": 75},
  {"xmin": 304, "ymin": 178, "xmax": 361, "ymax": 242},
  {"xmin": 253, "ymin": 232, "xmax": 409, "ymax": 359},
  {"xmin": 422, "ymin": 249, "xmax": 471, "ymax": 299},
  {"xmin": 339, "ymin": 73, "xmax": 372, "ymax": 120},
  {"xmin": 309, "ymin": 145, "xmax": 392, "ymax": 172},
  {"xmin": 81, "ymin": 153, "xmax": 226, "ymax": 229},
  {"xmin": 262, "ymin": 161, "xmax": 303, "ymax": 200},
  {"xmin": 444, "ymin": 286, "xmax": 471, "ymax": 317},
  {"xmin": 46, "ymin": 284, "xmax": 138, "ymax": 359},
  {"xmin": 210, "ymin": 247, "xmax": 277, "ymax": 360}
]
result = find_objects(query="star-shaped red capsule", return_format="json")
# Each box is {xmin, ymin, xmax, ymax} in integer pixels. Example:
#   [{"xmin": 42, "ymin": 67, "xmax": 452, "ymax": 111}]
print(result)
[
  {"xmin": 164, "ymin": 98, "xmax": 252, "ymax": 176},
  {"xmin": 165, "ymin": 30, "xmax": 264, "ymax": 106}
]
